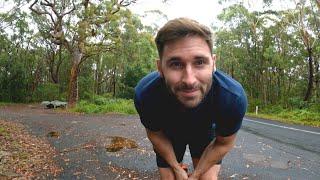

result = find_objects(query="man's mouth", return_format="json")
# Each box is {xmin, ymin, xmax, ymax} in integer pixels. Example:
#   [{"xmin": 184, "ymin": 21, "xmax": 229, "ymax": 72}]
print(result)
[{"xmin": 179, "ymin": 89, "xmax": 199, "ymax": 97}]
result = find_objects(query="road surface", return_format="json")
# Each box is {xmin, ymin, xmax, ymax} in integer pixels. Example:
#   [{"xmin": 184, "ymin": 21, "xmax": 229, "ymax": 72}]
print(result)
[{"xmin": 0, "ymin": 105, "xmax": 319, "ymax": 179}]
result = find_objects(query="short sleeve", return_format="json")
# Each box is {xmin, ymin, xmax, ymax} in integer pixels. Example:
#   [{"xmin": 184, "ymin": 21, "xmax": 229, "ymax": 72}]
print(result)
[
  {"xmin": 134, "ymin": 94, "xmax": 161, "ymax": 132},
  {"xmin": 215, "ymin": 92, "xmax": 247, "ymax": 137}
]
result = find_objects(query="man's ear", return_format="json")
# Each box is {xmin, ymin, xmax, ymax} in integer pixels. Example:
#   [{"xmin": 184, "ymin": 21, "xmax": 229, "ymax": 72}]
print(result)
[
  {"xmin": 212, "ymin": 54, "xmax": 217, "ymax": 61},
  {"xmin": 156, "ymin": 59, "xmax": 163, "ymax": 77},
  {"xmin": 212, "ymin": 54, "xmax": 217, "ymax": 72}
]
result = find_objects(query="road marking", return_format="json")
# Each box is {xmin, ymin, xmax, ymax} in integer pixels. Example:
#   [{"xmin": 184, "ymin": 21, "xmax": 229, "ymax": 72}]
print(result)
[{"xmin": 244, "ymin": 118, "xmax": 320, "ymax": 135}]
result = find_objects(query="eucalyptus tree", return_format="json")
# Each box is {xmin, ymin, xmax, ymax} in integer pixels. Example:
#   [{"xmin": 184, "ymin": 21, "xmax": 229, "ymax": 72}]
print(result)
[
  {"xmin": 291, "ymin": 1, "xmax": 319, "ymax": 101},
  {"xmin": 29, "ymin": 0, "xmax": 137, "ymax": 107},
  {"xmin": 215, "ymin": 0, "xmax": 320, "ymax": 109},
  {"xmin": 0, "ymin": 7, "xmax": 41, "ymax": 102},
  {"xmin": 216, "ymin": 4, "xmax": 269, "ymax": 102},
  {"xmin": 91, "ymin": 10, "xmax": 157, "ymax": 98}
]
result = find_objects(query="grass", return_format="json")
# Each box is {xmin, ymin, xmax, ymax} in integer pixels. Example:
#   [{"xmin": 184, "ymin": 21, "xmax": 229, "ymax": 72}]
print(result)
[
  {"xmin": 0, "ymin": 102, "xmax": 11, "ymax": 107},
  {"xmin": 71, "ymin": 97, "xmax": 137, "ymax": 115},
  {"xmin": 69, "ymin": 96, "xmax": 320, "ymax": 127},
  {"xmin": 246, "ymin": 108, "xmax": 320, "ymax": 127}
]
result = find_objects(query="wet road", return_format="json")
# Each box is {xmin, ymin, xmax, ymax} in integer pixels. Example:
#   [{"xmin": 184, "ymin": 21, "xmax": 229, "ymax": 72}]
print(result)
[{"xmin": 0, "ymin": 105, "xmax": 319, "ymax": 179}]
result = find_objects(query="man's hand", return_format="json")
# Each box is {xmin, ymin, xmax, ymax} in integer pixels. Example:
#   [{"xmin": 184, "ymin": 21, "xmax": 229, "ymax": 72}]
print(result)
[
  {"xmin": 187, "ymin": 173, "xmax": 200, "ymax": 180},
  {"xmin": 172, "ymin": 165, "xmax": 189, "ymax": 180},
  {"xmin": 190, "ymin": 134, "xmax": 237, "ymax": 179}
]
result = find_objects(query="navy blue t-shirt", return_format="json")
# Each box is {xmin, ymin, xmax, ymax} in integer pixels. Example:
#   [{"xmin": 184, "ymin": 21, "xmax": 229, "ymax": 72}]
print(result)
[{"xmin": 134, "ymin": 70, "xmax": 247, "ymax": 137}]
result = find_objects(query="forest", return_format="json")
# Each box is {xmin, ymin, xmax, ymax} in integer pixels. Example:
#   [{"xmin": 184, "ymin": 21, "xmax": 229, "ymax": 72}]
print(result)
[{"xmin": 0, "ymin": 0, "xmax": 319, "ymax": 125}]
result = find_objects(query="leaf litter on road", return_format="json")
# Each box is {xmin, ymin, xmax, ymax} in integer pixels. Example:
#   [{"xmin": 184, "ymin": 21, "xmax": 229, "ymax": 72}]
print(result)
[{"xmin": 0, "ymin": 119, "xmax": 62, "ymax": 179}]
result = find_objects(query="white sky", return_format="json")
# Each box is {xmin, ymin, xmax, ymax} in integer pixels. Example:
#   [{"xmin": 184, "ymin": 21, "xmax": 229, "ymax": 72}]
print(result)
[
  {"xmin": 129, "ymin": 0, "xmax": 296, "ymax": 28},
  {"xmin": 129, "ymin": 0, "xmax": 224, "ymax": 27},
  {"xmin": 0, "ymin": 0, "xmax": 296, "ymax": 31}
]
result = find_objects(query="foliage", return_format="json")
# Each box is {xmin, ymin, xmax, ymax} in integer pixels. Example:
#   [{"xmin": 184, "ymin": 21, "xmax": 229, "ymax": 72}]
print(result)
[
  {"xmin": 247, "ymin": 108, "xmax": 320, "ymax": 127},
  {"xmin": 215, "ymin": 0, "xmax": 320, "ymax": 108},
  {"xmin": 32, "ymin": 83, "xmax": 61, "ymax": 102},
  {"xmin": 73, "ymin": 96, "xmax": 137, "ymax": 114},
  {"xmin": 0, "ymin": 102, "xmax": 11, "ymax": 107},
  {"xmin": 0, "ymin": 1, "xmax": 157, "ymax": 104}
]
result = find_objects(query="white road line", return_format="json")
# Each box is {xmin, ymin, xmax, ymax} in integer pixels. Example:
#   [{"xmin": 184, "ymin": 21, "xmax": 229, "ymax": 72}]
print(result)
[{"xmin": 244, "ymin": 118, "xmax": 320, "ymax": 135}]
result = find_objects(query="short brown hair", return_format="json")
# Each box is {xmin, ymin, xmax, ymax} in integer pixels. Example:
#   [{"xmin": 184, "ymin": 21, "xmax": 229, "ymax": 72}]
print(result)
[{"xmin": 155, "ymin": 17, "xmax": 213, "ymax": 59}]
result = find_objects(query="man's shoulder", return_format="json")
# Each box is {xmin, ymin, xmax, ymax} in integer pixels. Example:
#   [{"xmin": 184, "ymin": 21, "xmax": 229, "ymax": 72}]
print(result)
[
  {"xmin": 213, "ymin": 70, "xmax": 245, "ymax": 98},
  {"xmin": 134, "ymin": 71, "xmax": 162, "ymax": 103},
  {"xmin": 212, "ymin": 70, "xmax": 247, "ymax": 136},
  {"xmin": 211, "ymin": 70, "xmax": 247, "ymax": 115}
]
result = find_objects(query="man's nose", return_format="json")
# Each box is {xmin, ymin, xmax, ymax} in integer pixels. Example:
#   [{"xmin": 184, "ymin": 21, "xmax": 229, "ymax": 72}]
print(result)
[{"xmin": 182, "ymin": 65, "xmax": 196, "ymax": 85}]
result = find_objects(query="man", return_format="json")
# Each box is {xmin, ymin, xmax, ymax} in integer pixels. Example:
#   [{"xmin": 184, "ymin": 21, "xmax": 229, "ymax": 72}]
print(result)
[{"xmin": 134, "ymin": 18, "xmax": 247, "ymax": 180}]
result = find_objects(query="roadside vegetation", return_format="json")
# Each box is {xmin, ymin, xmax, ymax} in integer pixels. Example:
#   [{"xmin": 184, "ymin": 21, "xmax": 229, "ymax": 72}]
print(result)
[
  {"xmin": 0, "ymin": 102, "xmax": 11, "ymax": 107},
  {"xmin": 246, "ymin": 98, "xmax": 320, "ymax": 127},
  {"xmin": 71, "ymin": 95, "xmax": 137, "ymax": 115},
  {"xmin": 70, "ymin": 96, "xmax": 320, "ymax": 127}
]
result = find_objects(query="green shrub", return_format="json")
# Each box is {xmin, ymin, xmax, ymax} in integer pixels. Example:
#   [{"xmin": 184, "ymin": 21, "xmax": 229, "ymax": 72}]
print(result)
[
  {"xmin": 32, "ymin": 83, "xmax": 60, "ymax": 102},
  {"xmin": 247, "ymin": 98, "xmax": 264, "ymax": 112},
  {"xmin": 0, "ymin": 102, "xmax": 10, "ymax": 107},
  {"xmin": 93, "ymin": 96, "xmax": 108, "ymax": 105},
  {"xmin": 73, "ymin": 97, "xmax": 137, "ymax": 115},
  {"xmin": 287, "ymin": 97, "xmax": 308, "ymax": 109},
  {"xmin": 261, "ymin": 105, "xmax": 284, "ymax": 114},
  {"xmin": 308, "ymin": 103, "xmax": 320, "ymax": 113},
  {"xmin": 117, "ymin": 86, "xmax": 135, "ymax": 99}
]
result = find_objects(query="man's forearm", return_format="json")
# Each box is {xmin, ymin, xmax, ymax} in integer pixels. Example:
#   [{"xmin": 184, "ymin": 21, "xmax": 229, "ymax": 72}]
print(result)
[
  {"xmin": 192, "ymin": 134, "xmax": 236, "ymax": 178},
  {"xmin": 146, "ymin": 129, "xmax": 180, "ymax": 169}
]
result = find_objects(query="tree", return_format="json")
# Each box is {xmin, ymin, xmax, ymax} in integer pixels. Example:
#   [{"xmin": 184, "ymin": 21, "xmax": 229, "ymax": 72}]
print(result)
[
  {"xmin": 215, "ymin": 0, "xmax": 320, "ymax": 109},
  {"xmin": 29, "ymin": 0, "xmax": 136, "ymax": 107}
]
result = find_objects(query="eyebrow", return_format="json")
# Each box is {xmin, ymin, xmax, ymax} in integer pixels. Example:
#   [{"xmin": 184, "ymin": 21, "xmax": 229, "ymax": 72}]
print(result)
[
  {"xmin": 165, "ymin": 57, "xmax": 181, "ymax": 63},
  {"xmin": 164, "ymin": 55, "xmax": 210, "ymax": 64},
  {"xmin": 194, "ymin": 55, "xmax": 209, "ymax": 60}
]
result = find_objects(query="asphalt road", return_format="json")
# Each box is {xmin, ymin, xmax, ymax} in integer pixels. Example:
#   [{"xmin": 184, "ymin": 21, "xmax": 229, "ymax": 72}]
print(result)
[{"xmin": 0, "ymin": 105, "xmax": 319, "ymax": 179}]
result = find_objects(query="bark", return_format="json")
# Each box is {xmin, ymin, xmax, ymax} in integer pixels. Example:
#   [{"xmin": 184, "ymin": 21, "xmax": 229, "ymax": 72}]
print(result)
[
  {"xmin": 67, "ymin": 62, "xmax": 80, "ymax": 107},
  {"xmin": 314, "ymin": 58, "xmax": 320, "ymax": 98},
  {"xmin": 263, "ymin": 77, "xmax": 267, "ymax": 105},
  {"xmin": 112, "ymin": 65, "xmax": 117, "ymax": 97},
  {"xmin": 303, "ymin": 48, "xmax": 314, "ymax": 101}
]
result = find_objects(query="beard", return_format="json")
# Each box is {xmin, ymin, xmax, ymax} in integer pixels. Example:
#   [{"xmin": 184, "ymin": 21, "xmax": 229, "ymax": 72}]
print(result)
[{"xmin": 163, "ymin": 77, "xmax": 212, "ymax": 109}]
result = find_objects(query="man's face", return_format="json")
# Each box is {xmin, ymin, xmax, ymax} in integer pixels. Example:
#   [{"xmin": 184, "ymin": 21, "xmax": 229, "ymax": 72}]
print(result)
[{"xmin": 157, "ymin": 35, "xmax": 216, "ymax": 108}]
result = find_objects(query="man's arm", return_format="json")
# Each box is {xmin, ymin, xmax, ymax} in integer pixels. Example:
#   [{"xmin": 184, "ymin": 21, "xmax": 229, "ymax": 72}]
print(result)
[
  {"xmin": 146, "ymin": 129, "xmax": 188, "ymax": 179},
  {"xmin": 189, "ymin": 133, "xmax": 237, "ymax": 179}
]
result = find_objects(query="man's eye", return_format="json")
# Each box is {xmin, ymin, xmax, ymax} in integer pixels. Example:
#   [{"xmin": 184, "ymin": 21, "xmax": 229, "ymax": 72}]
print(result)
[
  {"xmin": 170, "ymin": 62, "xmax": 183, "ymax": 68},
  {"xmin": 195, "ymin": 59, "xmax": 205, "ymax": 66}
]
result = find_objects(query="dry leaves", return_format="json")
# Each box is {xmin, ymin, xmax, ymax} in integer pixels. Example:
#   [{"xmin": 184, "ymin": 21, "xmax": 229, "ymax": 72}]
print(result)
[
  {"xmin": 106, "ymin": 136, "xmax": 138, "ymax": 152},
  {"xmin": 0, "ymin": 119, "xmax": 62, "ymax": 179}
]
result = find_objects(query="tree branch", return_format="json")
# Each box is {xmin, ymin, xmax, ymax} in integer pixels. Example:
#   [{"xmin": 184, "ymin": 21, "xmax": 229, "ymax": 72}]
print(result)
[
  {"xmin": 30, "ymin": 0, "xmax": 55, "ymax": 23},
  {"xmin": 62, "ymin": 1, "xmax": 76, "ymax": 16}
]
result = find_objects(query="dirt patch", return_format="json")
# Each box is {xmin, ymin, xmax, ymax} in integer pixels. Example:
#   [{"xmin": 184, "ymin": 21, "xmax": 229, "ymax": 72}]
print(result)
[
  {"xmin": 106, "ymin": 136, "xmax": 138, "ymax": 152},
  {"xmin": 0, "ymin": 119, "xmax": 62, "ymax": 179}
]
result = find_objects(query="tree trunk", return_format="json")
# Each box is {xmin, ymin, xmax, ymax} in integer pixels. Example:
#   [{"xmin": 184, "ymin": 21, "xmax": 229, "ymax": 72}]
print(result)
[
  {"xmin": 314, "ymin": 58, "xmax": 319, "ymax": 99},
  {"xmin": 112, "ymin": 65, "xmax": 117, "ymax": 97},
  {"xmin": 68, "ymin": 62, "xmax": 80, "ymax": 107},
  {"xmin": 48, "ymin": 46, "xmax": 63, "ymax": 84},
  {"xmin": 263, "ymin": 77, "xmax": 267, "ymax": 105},
  {"xmin": 277, "ymin": 70, "xmax": 281, "ymax": 100},
  {"xmin": 53, "ymin": 45, "xmax": 63, "ymax": 84},
  {"xmin": 67, "ymin": 46, "xmax": 84, "ymax": 107},
  {"xmin": 303, "ymin": 48, "xmax": 314, "ymax": 101}
]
